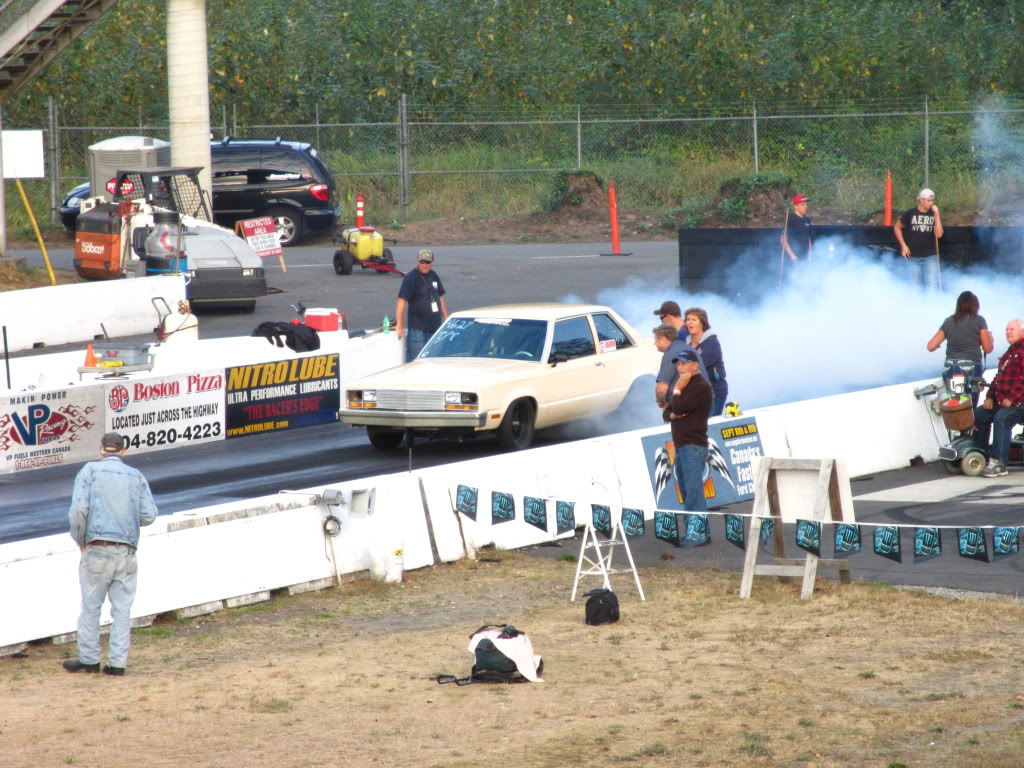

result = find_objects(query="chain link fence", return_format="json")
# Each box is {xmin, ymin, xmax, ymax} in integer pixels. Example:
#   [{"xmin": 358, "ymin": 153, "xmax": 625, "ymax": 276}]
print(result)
[{"xmin": 34, "ymin": 97, "xmax": 1024, "ymax": 228}]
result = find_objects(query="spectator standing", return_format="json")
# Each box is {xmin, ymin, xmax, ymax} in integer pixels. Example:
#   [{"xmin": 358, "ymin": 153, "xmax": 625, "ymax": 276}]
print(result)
[
  {"xmin": 395, "ymin": 249, "xmax": 449, "ymax": 360},
  {"xmin": 653, "ymin": 323, "xmax": 709, "ymax": 409},
  {"xmin": 64, "ymin": 432, "xmax": 157, "ymax": 676},
  {"xmin": 664, "ymin": 349, "xmax": 713, "ymax": 511},
  {"xmin": 653, "ymin": 300, "xmax": 687, "ymax": 341},
  {"xmin": 780, "ymin": 194, "xmax": 813, "ymax": 262},
  {"xmin": 926, "ymin": 290, "xmax": 994, "ymax": 406},
  {"xmin": 684, "ymin": 307, "xmax": 729, "ymax": 417},
  {"xmin": 973, "ymin": 319, "xmax": 1024, "ymax": 478},
  {"xmin": 894, "ymin": 188, "xmax": 944, "ymax": 290}
]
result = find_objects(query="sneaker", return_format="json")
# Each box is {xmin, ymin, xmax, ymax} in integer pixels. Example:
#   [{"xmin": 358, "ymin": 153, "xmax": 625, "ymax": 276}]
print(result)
[
  {"xmin": 62, "ymin": 659, "xmax": 100, "ymax": 673},
  {"xmin": 103, "ymin": 666, "xmax": 125, "ymax": 676},
  {"xmin": 982, "ymin": 460, "xmax": 1008, "ymax": 478}
]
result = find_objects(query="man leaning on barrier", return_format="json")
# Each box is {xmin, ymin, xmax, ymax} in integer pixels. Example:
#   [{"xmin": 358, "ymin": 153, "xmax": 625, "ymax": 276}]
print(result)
[{"xmin": 63, "ymin": 431, "xmax": 157, "ymax": 676}]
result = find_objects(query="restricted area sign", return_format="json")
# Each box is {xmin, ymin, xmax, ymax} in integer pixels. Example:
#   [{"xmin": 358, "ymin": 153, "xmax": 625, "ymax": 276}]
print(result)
[{"xmin": 236, "ymin": 216, "xmax": 283, "ymax": 258}]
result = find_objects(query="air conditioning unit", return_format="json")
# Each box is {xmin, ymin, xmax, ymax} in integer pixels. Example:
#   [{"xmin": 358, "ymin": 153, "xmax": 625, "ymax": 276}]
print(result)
[{"xmin": 87, "ymin": 136, "xmax": 171, "ymax": 200}]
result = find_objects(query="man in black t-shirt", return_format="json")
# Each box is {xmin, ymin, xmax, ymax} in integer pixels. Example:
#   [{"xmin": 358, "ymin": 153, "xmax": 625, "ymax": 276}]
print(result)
[
  {"xmin": 781, "ymin": 193, "xmax": 812, "ymax": 262},
  {"xmin": 894, "ymin": 188, "xmax": 943, "ymax": 290},
  {"xmin": 395, "ymin": 248, "xmax": 448, "ymax": 360}
]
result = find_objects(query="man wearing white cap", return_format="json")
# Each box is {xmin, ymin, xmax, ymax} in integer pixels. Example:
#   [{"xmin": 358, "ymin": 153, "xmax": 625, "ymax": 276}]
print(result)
[{"xmin": 894, "ymin": 188, "xmax": 944, "ymax": 290}]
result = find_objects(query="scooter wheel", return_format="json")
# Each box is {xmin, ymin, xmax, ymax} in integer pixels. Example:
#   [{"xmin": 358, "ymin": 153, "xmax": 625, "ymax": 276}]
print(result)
[
  {"xmin": 961, "ymin": 450, "xmax": 987, "ymax": 477},
  {"xmin": 943, "ymin": 459, "xmax": 964, "ymax": 475}
]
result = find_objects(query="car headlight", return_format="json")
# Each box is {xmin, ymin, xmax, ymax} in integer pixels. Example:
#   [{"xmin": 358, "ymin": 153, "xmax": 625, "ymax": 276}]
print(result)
[
  {"xmin": 346, "ymin": 389, "xmax": 376, "ymax": 408},
  {"xmin": 363, "ymin": 390, "xmax": 377, "ymax": 403},
  {"xmin": 242, "ymin": 268, "xmax": 255, "ymax": 277},
  {"xmin": 444, "ymin": 391, "xmax": 478, "ymax": 410}
]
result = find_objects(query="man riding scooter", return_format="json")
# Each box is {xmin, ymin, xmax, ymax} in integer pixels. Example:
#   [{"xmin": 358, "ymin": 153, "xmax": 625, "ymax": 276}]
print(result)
[{"xmin": 971, "ymin": 318, "xmax": 1024, "ymax": 478}]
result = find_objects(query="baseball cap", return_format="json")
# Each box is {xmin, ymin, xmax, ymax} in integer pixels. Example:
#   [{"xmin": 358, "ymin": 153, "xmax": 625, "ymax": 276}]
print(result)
[
  {"xmin": 100, "ymin": 432, "xmax": 125, "ymax": 453},
  {"xmin": 653, "ymin": 300, "xmax": 681, "ymax": 318},
  {"xmin": 671, "ymin": 349, "xmax": 700, "ymax": 364},
  {"xmin": 417, "ymin": 249, "xmax": 434, "ymax": 263},
  {"xmin": 792, "ymin": 194, "xmax": 809, "ymax": 205},
  {"xmin": 918, "ymin": 188, "xmax": 935, "ymax": 200}
]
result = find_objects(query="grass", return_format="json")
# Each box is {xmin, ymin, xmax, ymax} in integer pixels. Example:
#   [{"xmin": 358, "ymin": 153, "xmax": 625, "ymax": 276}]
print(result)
[{"xmin": 4, "ymin": 553, "xmax": 1024, "ymax": 767}]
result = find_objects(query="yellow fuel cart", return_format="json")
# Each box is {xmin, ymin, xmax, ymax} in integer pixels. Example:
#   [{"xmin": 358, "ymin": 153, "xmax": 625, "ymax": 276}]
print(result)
[{"xmin": 332, "ymin": 226, "xmax": 404, "ymax": 276}]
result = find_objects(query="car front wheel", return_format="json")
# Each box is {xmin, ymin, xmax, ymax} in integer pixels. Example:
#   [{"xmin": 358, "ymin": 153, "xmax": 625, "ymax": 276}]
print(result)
[
  {"xmin": 496, "ymin": 399, "xmax": 536, "ymax": 451},
  {"xmin": 265, "ymin": 207, "xmax": 304, "ymax": 247},
  {"xmin": 367, "ymin": 426, "xmax": 404, "ymax": 450}
]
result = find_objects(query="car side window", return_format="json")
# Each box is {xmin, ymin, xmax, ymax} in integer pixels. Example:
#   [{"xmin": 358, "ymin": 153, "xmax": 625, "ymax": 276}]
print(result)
[
  {"xmin": 258, "ymin": 149, "xmax": 311, "ymax": 182},
  {"xmin": 212, "ymin": 148, "xmax": 260, "ymax": 185},
  {"xmin": 550, "ymin": 316, "xmax": 596, "ymax": 361},
  {"xmin": 591, "ymin": 313, "xmax": 633, "ymax": 350}
]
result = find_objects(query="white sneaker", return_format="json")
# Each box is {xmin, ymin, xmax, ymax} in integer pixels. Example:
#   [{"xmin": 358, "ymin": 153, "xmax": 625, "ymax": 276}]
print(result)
[{"xmin": 982, "ymin": 460, "xmax": 1008, "ymax": 478}]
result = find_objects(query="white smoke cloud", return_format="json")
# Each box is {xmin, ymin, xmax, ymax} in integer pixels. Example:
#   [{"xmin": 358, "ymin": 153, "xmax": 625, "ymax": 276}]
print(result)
[{"xmin": 580, "ymin": 239, "xmax": 1017, "ymax": 409}]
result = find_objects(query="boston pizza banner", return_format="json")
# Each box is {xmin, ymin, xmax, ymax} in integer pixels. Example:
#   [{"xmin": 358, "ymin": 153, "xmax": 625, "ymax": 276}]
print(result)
[
  {"xmin": 225, "ymin": 354, "xmax": 340, "ymax": 438},
  {"xmin": 0, "ymin": 386, "xmax": 105, "ymax": 474},
  {"xmin": 642, "ymin": 416, "xmax": 764, "ymax": 510},
  {"xmin": 104, "ymin": 370, "xmax": 226, "ymax": 454}
]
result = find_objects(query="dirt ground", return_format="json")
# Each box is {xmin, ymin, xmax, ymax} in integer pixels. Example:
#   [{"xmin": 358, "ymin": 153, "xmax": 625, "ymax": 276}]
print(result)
[{"xmin": 3, "ymin": 551, "xmax": 1024, "ymax": 768}]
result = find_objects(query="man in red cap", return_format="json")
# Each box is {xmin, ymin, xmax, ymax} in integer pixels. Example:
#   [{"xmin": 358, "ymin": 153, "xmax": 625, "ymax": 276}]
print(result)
[{"xmin": 781, "ymin": 194, "xmax": 812, "ymax": 262}]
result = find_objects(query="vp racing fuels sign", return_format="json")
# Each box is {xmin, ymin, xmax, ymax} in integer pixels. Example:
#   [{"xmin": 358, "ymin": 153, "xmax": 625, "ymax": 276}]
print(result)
[
  {"xmin": 0, "ymin": 387, "xmax": 104, "ymax": 474},
  {"xmin": 225, "ymin": 354, "xmax": 340, "ymax": 438},
  {"xmin": 104, "ymin": 370, "xmax": 225, "ymax": 454}
]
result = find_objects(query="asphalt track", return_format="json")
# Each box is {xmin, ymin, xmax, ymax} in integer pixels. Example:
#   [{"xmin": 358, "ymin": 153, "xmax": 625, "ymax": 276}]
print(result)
[{"xmin": 5, "ymin": 241, "xmax": 1024, "ymax": 596}]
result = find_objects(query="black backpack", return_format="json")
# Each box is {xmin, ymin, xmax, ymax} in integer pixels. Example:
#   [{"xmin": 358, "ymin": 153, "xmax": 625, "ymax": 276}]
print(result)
[
  {"xmin": 437, "ymin": 625, "xmax": 543, "ymax": 686},
  {"xmin": 583, "ymin": 588, "xmax": 620, "ymax": 625}
]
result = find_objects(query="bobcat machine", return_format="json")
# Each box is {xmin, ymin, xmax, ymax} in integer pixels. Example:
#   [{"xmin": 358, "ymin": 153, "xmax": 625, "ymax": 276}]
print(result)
[{"xmin": 74, "ymin": 167, "xmax": 267, "ymax": 312}]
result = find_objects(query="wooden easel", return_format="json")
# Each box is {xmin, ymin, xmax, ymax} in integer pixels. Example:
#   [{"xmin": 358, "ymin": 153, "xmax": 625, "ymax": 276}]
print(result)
[
  {"xmin": 739, "ymin": 458, "xmax": 852, "ymax": 600},
  {"xmin": 570, "ymin": 518, "xmax": 645, "ymax": 601}
]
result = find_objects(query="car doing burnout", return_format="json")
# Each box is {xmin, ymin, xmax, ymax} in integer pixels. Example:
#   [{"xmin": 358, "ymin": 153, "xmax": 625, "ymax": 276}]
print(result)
[{"xmin": 341, "ymin": 303, "xmax": 660, "ymax": 451}]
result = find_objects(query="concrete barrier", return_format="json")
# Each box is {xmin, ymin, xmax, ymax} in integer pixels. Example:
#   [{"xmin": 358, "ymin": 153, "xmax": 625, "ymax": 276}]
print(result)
[
  {"xmin": 0, "ymin": 372, "xmax": 951, "ymax": 652},
  {"xmin": 0, "ymin": 275, "xmax": 188, "ymax": 353}
]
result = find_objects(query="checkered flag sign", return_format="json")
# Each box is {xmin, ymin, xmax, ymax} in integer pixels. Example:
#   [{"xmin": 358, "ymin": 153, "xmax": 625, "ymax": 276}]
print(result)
[{"xmin": 654, "ymin": 446, "xmax": 673, "ymax": 500}]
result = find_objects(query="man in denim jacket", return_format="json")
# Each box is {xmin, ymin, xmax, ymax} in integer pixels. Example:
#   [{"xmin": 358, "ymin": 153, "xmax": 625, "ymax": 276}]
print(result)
[{"xmin": 64, "ymin": 432, "xmax": 157, "ymax": 676}]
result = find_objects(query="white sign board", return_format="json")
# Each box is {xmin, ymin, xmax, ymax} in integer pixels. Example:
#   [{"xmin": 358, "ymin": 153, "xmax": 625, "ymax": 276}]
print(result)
[
  {"xmin": 1, "ymin": 130, "xmax": 45, "ymax": 179},
  {"xmin": 0, "ymin": 386, "xmax": 106, "ymax": 474}
]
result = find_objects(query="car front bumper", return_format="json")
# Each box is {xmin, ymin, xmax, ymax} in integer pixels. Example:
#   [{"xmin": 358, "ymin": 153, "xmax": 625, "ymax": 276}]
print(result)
[{"xmin": 340, "ymin": 408, "xmax": 489, "ymax": 429}]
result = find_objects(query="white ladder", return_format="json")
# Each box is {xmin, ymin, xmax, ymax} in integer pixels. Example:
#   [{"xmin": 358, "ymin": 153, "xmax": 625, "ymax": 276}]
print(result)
[{"xmin": 570, "ymin": 518, "xmax": 645, "ymax": 601}]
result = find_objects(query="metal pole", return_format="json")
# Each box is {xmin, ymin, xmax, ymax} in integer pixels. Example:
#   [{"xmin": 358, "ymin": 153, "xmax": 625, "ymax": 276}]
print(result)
[
  {"xmin": 924, "ymin": 95, "xmax": 930, "ymax": 190},
  {"xmin": 0, "ymin": 105, "xmax": 7, "ymax": 257},
  {"xmin": 752, "ymin": 101, "xmax": 759, "ymax": 173},
  {"xmin": 138, "ymin": 105, "xmax": 143, "ymax": 129},
  {"xmin": 576, "ymin": 105, "xmax": 582, "ymax": 170},
  {"xmin": 399, "ymin": 93, "xmax": 410, "ymax": 223},
  {"xmin": 3, "ymin": 325, "xmax": 11, "ymax": 390},
  {"xmin": 315, "ymin": 102, "xmax": 321, "ymax": 152},
  {"xmin": 47, "ymin": 96, "xmax": 58, "ymax": 226},
  {"xmin": 222, "ymin": 103, "xmax": 227, "ymax": 138},
  {"xmin": 232, "ymin": 103, "xmax": 237, "ymax": 136}
]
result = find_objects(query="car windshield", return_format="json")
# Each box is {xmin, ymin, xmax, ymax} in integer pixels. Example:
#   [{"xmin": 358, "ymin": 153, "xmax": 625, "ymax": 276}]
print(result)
[{"xmin": 420, "ymin": 317, "xmax": 548, "ymax": 361}]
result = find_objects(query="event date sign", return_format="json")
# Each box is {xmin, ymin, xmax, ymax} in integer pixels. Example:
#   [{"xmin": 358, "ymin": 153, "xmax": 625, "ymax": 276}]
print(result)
[{"xmin": 238, "ymin": 216, "xmax": 283, "ymax": 258}]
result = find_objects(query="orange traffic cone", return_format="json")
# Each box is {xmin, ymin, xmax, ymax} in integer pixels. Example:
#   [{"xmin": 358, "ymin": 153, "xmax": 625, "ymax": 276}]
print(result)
[{"xmin": 83, "ymin": 344, "xmax": 97, "ymax": 367}]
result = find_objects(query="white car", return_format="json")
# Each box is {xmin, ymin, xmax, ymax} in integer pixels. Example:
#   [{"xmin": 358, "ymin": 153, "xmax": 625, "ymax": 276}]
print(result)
[{"xmin": 341, "ymin": 303, "xmax": 660, "ymax": 451}]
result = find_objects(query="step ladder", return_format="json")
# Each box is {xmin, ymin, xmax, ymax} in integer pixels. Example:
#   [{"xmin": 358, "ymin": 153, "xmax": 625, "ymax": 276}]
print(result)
[{"xmin": 570, "ymin": 518, "xmax": 645, "ymax": 601}]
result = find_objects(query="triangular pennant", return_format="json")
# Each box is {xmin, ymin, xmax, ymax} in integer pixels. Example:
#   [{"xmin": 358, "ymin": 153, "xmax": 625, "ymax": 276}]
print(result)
[
  {"xmin": 834, "ymin": 523, "xmax": 861, "ymax": 556},
  {"xmin": 682, "ymin": 513, "xmax": 710, "ymax": 548},
  {"xmin": 654, "ymin": 511, "xmax": 681, "ymax": 546},
  {"xmin": 795, "ymin": 519, "xmax": 821, "ymax": 557},
  {"xmin": 956, "ymin": 527, "xmax": 989, "ymax": 562},
  {"xmin": 913, "ymin": 527, "xmax": 942, "ymax": 564},
  {"xmin": 992, "ymin": 526, "xmax": 1021, "ymax": 561},
  {"xmin": 491, "ymin": 491, "xmax": 515, "ymax": 524},
  {"xmin": 555, "ymin": 501, "xmax": 576, "ymax": 535},
  {"xmin": 759, "ymin": 518, "xmax": 775, "ymax": 551},
  {"xmin": 523, "ymin": 496, "xmax": 547, "ymax": 532},
  {"xmin": 725, "ymin": 514, "xmax": 745, "ymax": 551},
  {"xmin": 873, "ymin": 525, "xmax": 901, "ymax": 563},
  {"xmin": 592, "ymin": 504, "xmax": 612, "ymax": 536},
  {"xmin": 455, "ymin": 484, "xmax": 478, "ymax": 520},
  {"xmin": 621, "ymin": 508, "xmax": 645, "ymax": 538}
]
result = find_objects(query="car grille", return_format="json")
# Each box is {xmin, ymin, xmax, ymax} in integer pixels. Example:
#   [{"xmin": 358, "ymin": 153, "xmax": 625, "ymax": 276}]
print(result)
[{"xmin": 375, "ymin": 390, "xmax": 445, "ymax": 410}]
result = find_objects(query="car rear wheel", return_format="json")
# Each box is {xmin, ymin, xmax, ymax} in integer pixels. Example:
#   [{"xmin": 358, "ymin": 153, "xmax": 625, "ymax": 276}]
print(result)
[
  {"xmin": 496, "ymin": 399, "xmax": 535, "ymax": 452},
  {"xmin": 367, "ymin": 426, "xmax": 404, "ymax": 450},
  {"xmin": 334, "ymin": 250, "xmax": 353, "ymax": 275},
  {"xmin": 266, "ymin": 207, "xmax": 303, "ymax": 247}
]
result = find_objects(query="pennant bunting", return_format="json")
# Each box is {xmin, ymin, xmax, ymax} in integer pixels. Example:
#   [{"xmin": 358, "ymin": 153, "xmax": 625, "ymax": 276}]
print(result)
[
  {"xmin": 455, "ymin": 484, "xmax": 478, "ymax": 520},
  {"xmin": 795, "ymin": 520, "xmax": 821, "ymax": 557},
  {"xmin": 759, "ymin": 518, "xmax": 775, "ymax": 551},
  {"xmin": 957, "ymin": 527, "xmax": 989, "ymax": 563},
  {"xmin": 682, "ymin": 513, "xmax": 710, "ymax": 547},
  {"xmin": 555, "ymin": 501, "xmax": 576, "ymax": 535},
  {"xmin": 725, "ymin": 514, "xmax": 746, "ymax": 551},
  {"xmin": 622, "ymin": 508, "xmax": 645, "ymax": 538},
  {"xmin": 654, "ymin": 511, "xmax": 681, "ymax": 546},
  {"xmin": 592, "ymin": 504, "xmax": 612, "ymax": 535},
  {"xmin": 873, "ymin": 525, "xmax": 901, "ymax": 563},
  {"xmin": 992, "ymin": 526, "xmax": 1020, "ymax": 561},
  {"xmin": 913, "ymin": 527, "xmax": 942, "ymax": 564},
  {"xmin": 834, "ymin": 523, "xmax": 862, "ymax": 556},
  {"xmin": 523, "ymin": 496, "xmax": 547, "ymax": 532},
  {"xmin": 491, "ymin": 491, "xmax": 515, "ymax": 524}
]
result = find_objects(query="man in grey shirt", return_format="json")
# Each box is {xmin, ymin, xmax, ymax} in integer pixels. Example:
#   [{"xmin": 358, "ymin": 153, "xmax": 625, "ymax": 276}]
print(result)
[
  {"xmin": 653, "ymin": 323, "xmax": 709, "ymax": 408},
  {"xmin": 64, "ymin": 432, "xmax": 157, "ymax": 676}
]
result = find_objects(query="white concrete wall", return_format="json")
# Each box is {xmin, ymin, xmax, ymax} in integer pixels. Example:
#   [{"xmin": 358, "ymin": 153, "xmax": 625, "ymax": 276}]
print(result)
[
  {"xmin": 0, "ymin": 275, "xmax": 188, "ymax": 353},
  {"xmin": 0, "ymin": 372, "xmax": 951, "ymax": 652}
]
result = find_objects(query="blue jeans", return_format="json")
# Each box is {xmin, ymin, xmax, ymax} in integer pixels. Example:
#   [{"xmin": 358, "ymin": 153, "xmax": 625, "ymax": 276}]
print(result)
[
  {"xmin": 77, "ymin": 544, "xmax": 139, "ymax": 667},
  {"xmin": 405, "ymin": 328, "xmax": 431, "ymax": 361},
  {"xmin": 907, "ymin": 255, "xmax": 940, "ymax": 291},
  {"xmin": 972, "ymin": 404, "xmax": 1024, "ymax": 464},
  {"xmin": 711, "ymin": 394, "xmax": 727, "ymax": 418},
  {"xmin": 674, "ymin": 444, "xmax": 708, "ymax": 511}
]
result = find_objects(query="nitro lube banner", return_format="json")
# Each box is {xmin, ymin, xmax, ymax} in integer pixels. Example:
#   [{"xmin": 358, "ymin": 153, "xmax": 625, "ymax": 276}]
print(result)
[
  {"xmin": 643, "ymin": 417, "xmax": 763, "ymax": 510},
  {"xmin": 225, "ymin": 354, "xmax": 340, "ymax": 438},
  {"xmin": 0, "ymin": 386, "xmax": 105, "ymax": 474},
  {"xmin": 104, "ymin": 371, "xmax": 225, "ymax": 454}
]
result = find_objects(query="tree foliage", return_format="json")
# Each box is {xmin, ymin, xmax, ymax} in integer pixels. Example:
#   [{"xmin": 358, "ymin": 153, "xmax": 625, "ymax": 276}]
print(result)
[{"xmin": 5, "ymin": 0, "xmax": 1024, "ymax": 125}]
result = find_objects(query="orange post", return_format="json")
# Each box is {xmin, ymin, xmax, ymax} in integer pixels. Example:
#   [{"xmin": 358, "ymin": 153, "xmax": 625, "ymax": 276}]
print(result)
[
  {"xmin": 356, "ymin": 192, "xmax": 365, "ymax": 228},
  {"xmin": 884, "ymin": 169, "xmax": 893, "ymax": 226},
  {"xmin": 607, "ymin": 180, "xmax": 621, "ymax": 255}
]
